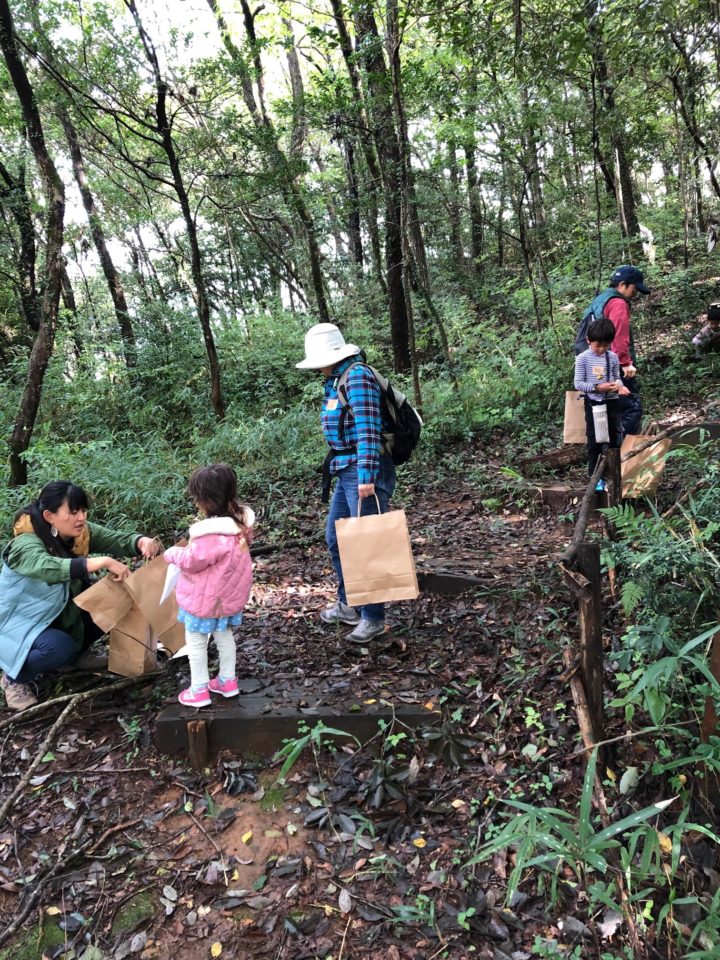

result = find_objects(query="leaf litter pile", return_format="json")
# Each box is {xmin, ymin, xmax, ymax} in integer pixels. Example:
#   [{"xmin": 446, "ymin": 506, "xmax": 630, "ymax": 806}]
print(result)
[{"xmin": 0, "ymin": 446, "xmax": 712, "ymax": 960}]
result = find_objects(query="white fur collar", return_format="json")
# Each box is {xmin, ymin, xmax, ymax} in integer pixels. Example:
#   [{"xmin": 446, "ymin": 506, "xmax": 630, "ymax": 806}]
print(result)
[{"xmin": 189, "ymin": 517, "xmax": 242, "ymax": 538}]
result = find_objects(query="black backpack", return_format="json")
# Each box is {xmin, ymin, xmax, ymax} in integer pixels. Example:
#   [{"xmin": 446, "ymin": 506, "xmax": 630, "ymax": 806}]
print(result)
[{"xmin": 337, "ymin": 362, "xmax": 422, "ymax": 466}]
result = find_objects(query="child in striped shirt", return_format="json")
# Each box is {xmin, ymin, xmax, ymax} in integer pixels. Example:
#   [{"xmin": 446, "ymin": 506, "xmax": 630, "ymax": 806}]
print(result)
[{"xmin": 574, "ymin": 316, "xmax": 630, "ymax": 491}]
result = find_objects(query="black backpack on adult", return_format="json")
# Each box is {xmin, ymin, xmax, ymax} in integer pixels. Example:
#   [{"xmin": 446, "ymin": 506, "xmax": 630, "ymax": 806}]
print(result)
[{"xmin": 336, "ymin": 362, "xmax": 422, "ymax": 466}]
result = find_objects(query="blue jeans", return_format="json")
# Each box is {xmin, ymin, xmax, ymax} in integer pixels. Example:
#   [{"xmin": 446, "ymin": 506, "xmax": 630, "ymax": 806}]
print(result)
[
  {"xmin": 326, "ymin": 457, "xmax": 397, "ymax": 622},
  {"xmin": 618, "ymin": 376, "xmax": 642, "ymax": 439},
  {"xmin": 14, "ymin": 612, "xmax": 103, "ymax": 684}
]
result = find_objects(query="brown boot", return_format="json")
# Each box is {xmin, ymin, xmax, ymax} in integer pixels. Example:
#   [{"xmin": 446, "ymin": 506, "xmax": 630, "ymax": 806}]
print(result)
[
  {"xmin": 58, "ymin": 650, "xmax": 109, "ymax": 673},
  {"xmin": 1, "ymin": 673, "xmax": 38, "ymax": 711},
  {"xmin": 73, "ymin": 651, "xmax": 109, "ymax": 672}
]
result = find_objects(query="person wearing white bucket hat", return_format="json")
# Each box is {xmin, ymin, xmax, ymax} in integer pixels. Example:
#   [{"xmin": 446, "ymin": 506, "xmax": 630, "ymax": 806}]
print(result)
[{"xmin": 296, "ymin": 323, "xmax": 396, "ymax": 643}]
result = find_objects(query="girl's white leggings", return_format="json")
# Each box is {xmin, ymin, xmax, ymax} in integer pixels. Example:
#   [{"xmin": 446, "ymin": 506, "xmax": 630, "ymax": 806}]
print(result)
[{"xmin": 185, "ymin": 627, "xmax": 236, "ymax": 688}]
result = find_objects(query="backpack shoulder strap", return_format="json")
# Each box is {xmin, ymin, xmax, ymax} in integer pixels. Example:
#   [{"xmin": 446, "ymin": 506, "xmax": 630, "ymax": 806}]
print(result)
[
  {"xmin": 593, "ymin": 288, "xmax": 624, "ymax": 318},
  {"xmin": 337, "ymin": 360, "xmax": 373, "ymax": 407}
]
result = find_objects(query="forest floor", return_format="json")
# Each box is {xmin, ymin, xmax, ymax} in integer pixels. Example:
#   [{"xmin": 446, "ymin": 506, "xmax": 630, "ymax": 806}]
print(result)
[{"xmin": 0, "ymin": 403, "xmax": 716, "ymax": 960}]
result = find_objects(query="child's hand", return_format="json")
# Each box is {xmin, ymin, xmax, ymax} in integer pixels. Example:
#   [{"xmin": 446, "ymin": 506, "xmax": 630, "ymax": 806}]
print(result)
[
  {"xmin": 618, "ymin": 386, "xmax": 631, "ymax": 396},
  {"xmin": 597, "ymin": 382, "xmax": 615, "ymax": 392}
]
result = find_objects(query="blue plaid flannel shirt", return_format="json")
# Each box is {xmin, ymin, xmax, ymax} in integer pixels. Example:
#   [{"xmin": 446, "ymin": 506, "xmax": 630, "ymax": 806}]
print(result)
[{"xmin": 321, "ymin": 357, "xmax": 382, "ymax": 484}]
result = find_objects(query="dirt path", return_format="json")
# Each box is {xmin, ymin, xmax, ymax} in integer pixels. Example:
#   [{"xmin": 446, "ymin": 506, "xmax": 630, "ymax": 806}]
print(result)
[{"xmin": 0, "ymin": 453, "xmax": 640, "ymax": 960}]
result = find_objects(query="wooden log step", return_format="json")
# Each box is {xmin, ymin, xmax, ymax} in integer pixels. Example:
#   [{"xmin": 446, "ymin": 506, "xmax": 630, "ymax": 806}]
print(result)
[{"xmin": 156, "ymin": 695, "xmax": 440, "ymax": 760}]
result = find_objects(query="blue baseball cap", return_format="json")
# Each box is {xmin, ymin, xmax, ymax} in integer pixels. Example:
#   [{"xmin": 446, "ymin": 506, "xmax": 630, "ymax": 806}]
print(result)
[{"xmin": 610, "ymin": 265, "xmax": 650, "ymax": 294}]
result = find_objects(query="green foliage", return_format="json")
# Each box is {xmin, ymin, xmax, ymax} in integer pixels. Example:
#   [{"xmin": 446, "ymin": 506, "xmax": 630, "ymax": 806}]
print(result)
[
  {"xmin": 469, "ymin": 746, "xmax": 720, "ymax": 941},
  {"xmin": 273, "ymin": 721, "xmax": 359, "ymax": 783}
]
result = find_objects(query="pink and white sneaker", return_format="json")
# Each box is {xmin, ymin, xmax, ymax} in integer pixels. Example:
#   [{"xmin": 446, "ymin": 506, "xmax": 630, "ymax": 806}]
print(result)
[
  {"xmin": 208, "ymin": 677, "xmax": 240, "ymax": 698},
  {"xmin": 178, "ymin": 685, "xmax": 211, "ymax": 708}
]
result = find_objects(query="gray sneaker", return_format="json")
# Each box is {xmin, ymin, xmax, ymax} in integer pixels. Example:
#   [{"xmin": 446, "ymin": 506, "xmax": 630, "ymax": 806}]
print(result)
[
  {"xmin": 348, "ymin": 619, "xmax": 386, "ymax": 644},
  {"xmin": 1, "ymin": 673, "xmax": 38, "ymax": 711},
  {"xmin": 320, "ymin": 601, "xmax": 361, "ymax": 626}
]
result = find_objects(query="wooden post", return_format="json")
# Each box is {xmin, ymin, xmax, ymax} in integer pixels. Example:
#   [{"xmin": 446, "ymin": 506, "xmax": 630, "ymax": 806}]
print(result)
[
  {"xmin": 187, "ymin": 719, "xmax": 208, "ymax": 770},
  {"xmin": 575, "ymin": 542, "xmax": 605, "ymax": 746},
  {"xmin": 606, "ymin": 447, "xmax": 622, "ymax": 507}
]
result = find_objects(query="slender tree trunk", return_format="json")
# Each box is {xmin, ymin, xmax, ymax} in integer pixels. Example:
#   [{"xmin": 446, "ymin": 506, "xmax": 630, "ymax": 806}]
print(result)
[
  {"xmin": 127, "ymin": 0, "xmax": 224, "ymax": 417},
  {"xmin": 0, "ymin": 158, "xmax": 39, "ymax": 332},
  {"xmin": 447, "ymin": 139, "xmax": 465, "ymax": 271},
  {"xmin": 496, "ymin": 164, "xmax": 506, "ymax": 268},
  {"xmin": 61, "ymin": 112, "xmax": 137, "ymax": 369},
  {"xmin": 518, "ymin": 85, "xmax": 546, "ymax": 231},
  {"xmin": 585, "ymin": 0, "xmax": 640, "ymax": 250},
  {"xmin": 387, "ymin": 0, "xmax": 452, "ymax": 370},
  {"xmin": 0, "ymin": 0, "xmax": 66, "ymax": 487},
  {"xmin": 329, "ymin": 0, "xmax": 386, "ymax": 293},
  {"xmin": 354, "ymin": 0, "xmax": 410, "ymax": 372},
  {"xmin": 207, "ymin": 0, "xmax": 331, "ymax": 323},
  {"xmin": 343, "ymin": 135, "xmax": 364, "ymax": 271},
  {"xmin": 464, "ymin": 133, "xmax": 484, "ymax": 275},
  {"xmin": 59, "ymin": 264, "xmax": 84, "ymax": 364},
  {"xmin": 283, "ymin": 19, "xmax": 307, "ymax": 158},
  {"xmin": 668, "ymin": 37, "xmax": 720, "ymax": 202}
]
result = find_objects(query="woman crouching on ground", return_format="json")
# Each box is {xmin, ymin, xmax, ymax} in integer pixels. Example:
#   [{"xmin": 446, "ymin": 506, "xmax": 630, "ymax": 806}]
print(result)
[{"xmin": 0, "ymin": 481, "xmax": 159, "ymax": 711}]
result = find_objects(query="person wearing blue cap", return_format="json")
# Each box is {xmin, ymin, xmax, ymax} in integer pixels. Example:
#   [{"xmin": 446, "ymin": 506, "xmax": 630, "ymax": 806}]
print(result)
[{"xmin": 587, "ymin": 265, "xmax": 650, "ymax": 436}]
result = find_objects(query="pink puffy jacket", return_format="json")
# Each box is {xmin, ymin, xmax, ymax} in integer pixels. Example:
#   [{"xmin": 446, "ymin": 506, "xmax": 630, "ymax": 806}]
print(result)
[{"xmin": 163, "ymin": 513, "xmax": 253, "ymax": 619}]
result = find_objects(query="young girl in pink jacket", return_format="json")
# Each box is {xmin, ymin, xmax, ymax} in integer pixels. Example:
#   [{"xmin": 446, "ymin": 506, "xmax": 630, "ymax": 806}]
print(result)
[{"xmin": 164, "ymin": 464, "xmax": 254, "ymax": 708}]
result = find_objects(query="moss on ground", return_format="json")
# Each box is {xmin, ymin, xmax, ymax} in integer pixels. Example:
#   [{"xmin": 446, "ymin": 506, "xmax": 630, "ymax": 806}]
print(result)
[
  {"xmin": 258, "ymin": 772, "xmax": 288, "ymax": 812},
  {"xmin": 110, "ymin": 890, "xmax": 155, "ymax": 938},
  {"xmin": 0, "ymin": 919, "xmax": 65, "ymax": 960}
]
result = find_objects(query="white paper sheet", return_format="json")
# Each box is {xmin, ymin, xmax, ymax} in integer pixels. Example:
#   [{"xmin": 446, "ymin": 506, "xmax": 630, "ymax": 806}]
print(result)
[{"xmin": 160, "ymin": 563, "xmax": 180, "ymax": 604}]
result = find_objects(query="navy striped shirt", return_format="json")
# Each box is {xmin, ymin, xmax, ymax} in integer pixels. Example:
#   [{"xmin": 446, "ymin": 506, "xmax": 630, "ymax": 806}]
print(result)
[{"xmin": 574, "ymin": 348, "xmax": 621, "ymax": 403}]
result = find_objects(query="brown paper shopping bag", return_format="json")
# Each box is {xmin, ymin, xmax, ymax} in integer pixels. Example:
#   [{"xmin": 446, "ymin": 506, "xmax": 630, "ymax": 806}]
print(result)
[
  {"xmin": 107, "ymin": 605, "xmax": 158, "ymax": 677},
  {"xmin": 621, "ymin": 435, "xmax": 671, "ymax": 497},
  {"xmin": 335, "ymin": 498, "xmax": 419, "ymax": 607},
  {"xmin": 73, "ymin": 575, "xmax": 132, "ymax": 634},
  {"xmin": 563, "ymin": 391, "xmax": 586, "ymax": 444},
  {"xmin": 74, "ymin": 555, "xmax": 182, "ymax": 676}
]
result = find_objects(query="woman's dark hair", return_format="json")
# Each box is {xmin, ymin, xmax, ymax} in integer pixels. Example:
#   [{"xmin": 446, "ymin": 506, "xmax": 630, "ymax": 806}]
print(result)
[
  {"xmin": 586, "ymin": 316, "xmax": 616, "ymax": 345},
  {"xmin": 187, "ymin": 464, "xmax": 246, "ymax": 528},
  {"xmin": 16, "ymin": 481, "xmax": 89, "ymax": 557}
]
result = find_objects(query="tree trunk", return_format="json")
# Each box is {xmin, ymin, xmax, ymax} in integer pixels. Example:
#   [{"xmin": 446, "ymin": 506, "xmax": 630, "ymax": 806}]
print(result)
[
  {"xmin": 207, "ymin": 0, "xmax": 331, "ymax": 323},
  {"xmin": 328, "ymin": 0, "xmax": 386, "ymax": 292},
  {"xmin": 354, "ymin": 0, "xmax": 410, "ymax": 372},
  {"xmin": 447, "ymin": 140, "xmax": 465, "ymax": 271},
  {"xmin": 585, "ymin": 0, "xmax": 640, "ymax": 249},
  {"xmin": 387, "ymin": 0, "xmax": 452, "ymax": 370},
  {"xmin": 127, "ymin": 0, "xmax": 224, "ymax": 418},
  {"xmin": 464, "ymin": 134, "xmax": 484, "ymax": 274},
  {"xmin": 61, "ymin": 111, "xmax": 137, "ymax": 370},
  {"xmin": 0, "ymin": 0, "xmax": 65, "ymax": 487},
  {"xmin": 668, "ymin": 35, "xmax": 720, "ymax": 203},
  {"xmin": 0, "ymin": 158, "xmax": 40, "ymax": 333},
  {"xmin": 283, "ymin": 19, "xmax": 307, "ymax": 158},
  {"xmin": 343, "ymin": 135, "xmax": 364, "ymax": 271},
  {"xmin": 59, "ymin": 264, "xmax": 84, "ymax": 365}
]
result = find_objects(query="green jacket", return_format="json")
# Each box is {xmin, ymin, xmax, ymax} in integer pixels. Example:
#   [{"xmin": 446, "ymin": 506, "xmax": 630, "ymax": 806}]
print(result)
[{"xmin": 0, "ymin": 523, "xmax": 141, "ymax": 676}]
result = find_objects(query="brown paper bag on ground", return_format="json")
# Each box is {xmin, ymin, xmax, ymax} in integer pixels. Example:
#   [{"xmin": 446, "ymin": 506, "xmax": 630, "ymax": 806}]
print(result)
[
  {"xmin": 125, "ymin": 555, "xmax": 180, "ymax": 635},
  {"xmin": 73, "ymin": 576, "xmax": 132, "ymax": 634},
  {"xmin": 74, "ymin": 556, "xmax": 182, "ymax": 677},
  {"xmin": 563, "ymin": 391, "xmax": 586, "ymax": 444},
  {"xmin": 621, "ymin": 435, "xmax": 671, "ymax": 497},
  {"xmin": 335, "ymin": 508, "xmax": 419, "ymax": 607},
  {"xmin": 107, "ymin": 605, "xmax": 157, "ymax": 677}
]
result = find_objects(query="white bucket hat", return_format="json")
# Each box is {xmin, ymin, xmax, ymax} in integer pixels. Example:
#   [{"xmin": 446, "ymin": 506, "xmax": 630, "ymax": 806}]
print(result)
[{"xmin": 296, "ymin": 323, "xmax": 361, "ymax": 370}]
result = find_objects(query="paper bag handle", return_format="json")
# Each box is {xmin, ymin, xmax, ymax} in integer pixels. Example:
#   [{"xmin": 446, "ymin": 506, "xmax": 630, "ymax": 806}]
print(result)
[{"xmin": 357, "ymin": 493, "xmax": 383, "ymax": 517}]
